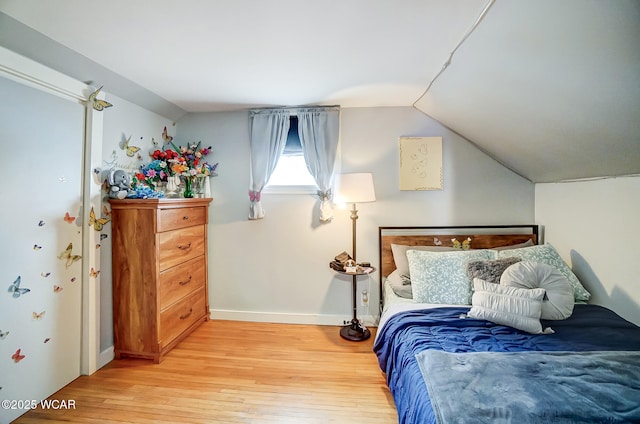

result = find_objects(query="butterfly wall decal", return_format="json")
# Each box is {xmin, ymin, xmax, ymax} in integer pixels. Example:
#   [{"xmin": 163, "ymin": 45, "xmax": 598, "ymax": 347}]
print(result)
[
  {"xmin": 451, "ymin": 237, "xmax": 472, "ymax": 250},
  {"xmin": 88, "ymin": 86, "xmax": 113, "ymax": 111},
  {"xmin": 89, "ymin": 267, "xmax": 100, "ymax": 278},
  {"xmin": 41, "ymin": 272, "xmax": 51, "ymax": 277},
  {"xmin": 44, "ymin": 338, "xmax": 51, "ymax": 343},
  {"xmin": 33, "ymin": 311, "xmax": 45, "ymax": 320},
  {"xmin": 58, "ymin": 243, "xmax": 82, "ymax": 269},
  {"xmin": 33, "ymin": 244, "xmax": 42, "ymax": 250},
  {"xmin": 122, "ymin": 135, "xmax": 141, "ymax": 157},
  {"xmin": 64, "ymin": 212, "xmax": 76, "ymax": 224},
  {"xmin": 0, "ymin": 329, "xmax": 9, "ymax": 339},
  {"xmin": 12, "ymin": 349, "xmax": 25, "ymax": 363},
  {"xmin": 434, "ymin": 237, "xmax": 443, "ymax": 246},
  {"xmin": 103, "ymin": 150, "xmax": 118, "ymax": 168},
  {"xmin": 53, "ymin": 285, "xmax": 63, "ymax": 293},
  {"xmin": 38, "ymin": 220, "xmax": 45, "ymax": 227},
  {"xmin": 8, "ymin": 276, "xmax": 30, "ymax": 298},
  {"xmin": 162, "ymin": 126, "xmax": 173, "ymax": 143},
  {"xmin": 88, "ymin": 206, "xmax": 110, "ymax": 231}
]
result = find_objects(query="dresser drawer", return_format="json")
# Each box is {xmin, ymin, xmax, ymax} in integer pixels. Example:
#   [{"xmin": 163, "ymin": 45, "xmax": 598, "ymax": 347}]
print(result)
[
  {"xmin": 158, "ymin": 225, "xmax": 205, "ymax": 270},
  {"xmin": 160, "ymin": 287, "xmax": 206, "ymax": 348},
  {"xmin": 157, "ymin": 206, "xmax": 207, "ymax": 232},
  {"xmin": 159, "ymin": 256, "xmax": 206, "ymax": 310}
]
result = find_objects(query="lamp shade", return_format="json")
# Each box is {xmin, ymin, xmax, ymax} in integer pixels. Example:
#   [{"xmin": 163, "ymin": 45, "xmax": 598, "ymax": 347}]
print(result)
[{"xmin": 334, "ymin": 173, "xmax": 376, "ymax": 204}]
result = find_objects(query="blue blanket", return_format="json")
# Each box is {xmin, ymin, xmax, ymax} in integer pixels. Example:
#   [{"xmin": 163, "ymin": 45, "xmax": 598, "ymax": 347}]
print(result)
[
  {"xmin": 416, "ymin": 350, "xmax": 640, "ymax": 424},
  {"xmin": 373, "ymin": 305, "xmax": 640, "ymax": 424}
]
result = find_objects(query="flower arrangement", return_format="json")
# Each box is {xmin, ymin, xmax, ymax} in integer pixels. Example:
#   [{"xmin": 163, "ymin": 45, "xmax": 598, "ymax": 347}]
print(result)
[
  {"xmin": 134, "ymin": 149, "xmax": 179, "ymax": 188},
  {"xmin": 169, "ymin": 141, "xmax": 218, "ymax": 178},
  {"xmin": 132, "ymin": 139, "xmax": 218, "ymax": 198}
]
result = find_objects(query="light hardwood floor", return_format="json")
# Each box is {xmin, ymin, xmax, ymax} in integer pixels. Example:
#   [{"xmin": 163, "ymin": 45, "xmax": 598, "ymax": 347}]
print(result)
[{"xmin": 15, "ymin": 320, "xmax": 398, "ymax": 423}]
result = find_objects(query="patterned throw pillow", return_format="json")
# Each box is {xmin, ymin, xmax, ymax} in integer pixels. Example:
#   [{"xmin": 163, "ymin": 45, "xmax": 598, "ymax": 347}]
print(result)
[
  {"xmin": 494, "ymin": 244, "xmax": 590, "ymax": 301},
  {"xmin": 407, "ymin": 249, "xmax": 493, "ymax": 304},
  {"xmin": 391, "ymin": 244, "xmax": 459, "ymax": 277}
]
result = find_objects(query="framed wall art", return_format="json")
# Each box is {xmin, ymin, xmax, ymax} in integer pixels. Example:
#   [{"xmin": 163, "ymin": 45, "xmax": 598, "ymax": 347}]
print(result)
[{"xmin": 399, "ymin": 136, "xmax": 443, "ymax": 190}]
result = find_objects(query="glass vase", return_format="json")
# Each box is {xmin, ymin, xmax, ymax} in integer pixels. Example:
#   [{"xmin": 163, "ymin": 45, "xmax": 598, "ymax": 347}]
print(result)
[
  {"xmin": 194, "ymin": 175, "xmax": 207, "ymax": 197},
  {"xmin": 182, "ymin": 176, "xmax": 194, "ymax": 198},
  {"xmin": 165, "ymin": 175, "xmax": 178, "ymax": 197}
]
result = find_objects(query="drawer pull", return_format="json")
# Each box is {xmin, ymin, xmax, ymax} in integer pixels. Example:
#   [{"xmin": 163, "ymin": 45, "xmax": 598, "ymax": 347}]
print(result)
[
  {"xmin": 177, "ymin": 242, "xmax": 192, "ymax": 250},
  {"xmin": 178, "ymin": 276, "xmax": 192, "ymax": 286},
  {"xmin": 179, "ymin": 308, "xmax": 193, "ymax": 320}
]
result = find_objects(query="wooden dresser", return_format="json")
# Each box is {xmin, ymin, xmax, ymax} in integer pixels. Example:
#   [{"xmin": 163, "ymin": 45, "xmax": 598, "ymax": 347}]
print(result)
[{"xmin": 109, "ymin": 198, "xmax": 212, "ymax": 363}]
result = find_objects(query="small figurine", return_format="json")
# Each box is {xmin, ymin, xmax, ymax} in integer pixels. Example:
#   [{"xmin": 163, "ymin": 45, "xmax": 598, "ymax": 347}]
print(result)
[
  {"xmin": 107, "ymin": 169, "xmax": 132, "ymax": 199},
  {"xmin": 344, "ymin": 259, "xmax": 358, "ymax": 273}
]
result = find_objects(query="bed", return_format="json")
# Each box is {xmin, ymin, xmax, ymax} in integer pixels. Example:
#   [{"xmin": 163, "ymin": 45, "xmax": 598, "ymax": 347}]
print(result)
[{"xmin": 374, "ymin": 225, "xmax": 640, "ymax": 424}]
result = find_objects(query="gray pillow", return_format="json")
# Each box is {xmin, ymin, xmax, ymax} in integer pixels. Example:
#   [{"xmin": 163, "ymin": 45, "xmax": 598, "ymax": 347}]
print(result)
[
  {"xmin": 466, "ymin": 257, "xmax": 522, "ymax": 284},
  {"xmin": 492, "ymin": 239, "xmax": 534, "ymax": 250}
]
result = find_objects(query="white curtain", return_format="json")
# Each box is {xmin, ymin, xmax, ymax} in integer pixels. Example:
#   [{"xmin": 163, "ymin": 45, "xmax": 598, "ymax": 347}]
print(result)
[
  {"xmin": 297, "ymin": 106, "xmax": 340, "ymax": 222},
  {"xmin": 248, "ymin": 109, "xmax": 291, "ymax": 219}
]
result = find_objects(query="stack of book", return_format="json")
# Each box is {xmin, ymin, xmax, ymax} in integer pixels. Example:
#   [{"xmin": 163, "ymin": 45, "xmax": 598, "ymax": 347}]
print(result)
[{"xmin": 329, "ymin": 251, "xmax": 352, "ymax": 271}]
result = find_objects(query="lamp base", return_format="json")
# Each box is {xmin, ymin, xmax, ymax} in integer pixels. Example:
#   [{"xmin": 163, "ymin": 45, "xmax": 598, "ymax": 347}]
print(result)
[{"xmin": 340, "ymin": 319, "xmax": 371, "ymax": 341}]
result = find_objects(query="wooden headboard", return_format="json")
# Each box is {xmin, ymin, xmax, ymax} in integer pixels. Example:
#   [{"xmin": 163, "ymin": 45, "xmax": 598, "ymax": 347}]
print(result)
[{"xmin": 378, "ymin": 225, "xmax": 539, "ymax": 309}]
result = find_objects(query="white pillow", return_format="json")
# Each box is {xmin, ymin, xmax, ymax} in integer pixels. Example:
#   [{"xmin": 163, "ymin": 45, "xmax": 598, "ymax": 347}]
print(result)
[
  {"xmin": 386, "ymin": 269, "xmax": 412, "ymax": 299},
  {"xmin": 468, "ymin": 278, "xmax": 553, "ymax": 334},
  {"xmin": 494, "ymin": 243, "xmax": 590, "ymax": 301},
  {"xmin": 500, "ymin": 261, "xmax": 574, "ymax": 320},
  {"xmin": 407, "ymin": 249, "xmax": 493, "ymax": 304}
]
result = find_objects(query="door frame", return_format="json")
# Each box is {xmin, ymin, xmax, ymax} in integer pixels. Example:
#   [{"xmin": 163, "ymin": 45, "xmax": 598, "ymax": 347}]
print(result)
[{"xmin": 1, "ymin": 46, "xmax": 103, "ymax": 375}]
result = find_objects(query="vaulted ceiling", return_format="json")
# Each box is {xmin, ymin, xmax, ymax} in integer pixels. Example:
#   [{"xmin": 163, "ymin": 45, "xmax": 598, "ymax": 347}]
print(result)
[{"xmin": 1, "ymin": 0, "xmax": 638, "ymax": 183}]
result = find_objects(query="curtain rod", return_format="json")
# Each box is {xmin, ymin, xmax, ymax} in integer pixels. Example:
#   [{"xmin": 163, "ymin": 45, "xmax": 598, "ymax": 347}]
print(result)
[{"xmin": 249, "ymin": 105, "xmax": 340, "ymax": 116}]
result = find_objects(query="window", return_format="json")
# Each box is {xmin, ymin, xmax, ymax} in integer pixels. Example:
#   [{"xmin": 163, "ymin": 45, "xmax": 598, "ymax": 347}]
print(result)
[{"xmin": 265, "ymin": 116, "xmax": 318, "ymax": 192}]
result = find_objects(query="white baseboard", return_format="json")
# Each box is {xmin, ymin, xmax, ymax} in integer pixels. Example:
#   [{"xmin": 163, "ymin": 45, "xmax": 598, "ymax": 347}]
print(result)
[
  {"xmin": 210, "ymin": 309, "xmax": 378, "ymax": 327},
  {"xmin": 98, "ymin": 346, "xmax": 114, "ymax": 369}
]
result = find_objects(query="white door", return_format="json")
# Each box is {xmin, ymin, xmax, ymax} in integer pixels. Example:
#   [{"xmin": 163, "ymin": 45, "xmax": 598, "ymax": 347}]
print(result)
[{"xmin": 0, "ymin": 75, "xmax": 84, "ymax": 423}]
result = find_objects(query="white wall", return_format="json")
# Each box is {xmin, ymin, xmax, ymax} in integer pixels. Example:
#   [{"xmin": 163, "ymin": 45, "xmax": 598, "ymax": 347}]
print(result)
[
  {"xmin": 535, "ymin": 176, "xmax": 640, "ymax": 326},
  {"xmin": 177, "ymin": 107, "xmax": 534, "ymax": 325},
  {"xmin": 99, "ymin": 94, "xmax": 174, "ymax": 359}
]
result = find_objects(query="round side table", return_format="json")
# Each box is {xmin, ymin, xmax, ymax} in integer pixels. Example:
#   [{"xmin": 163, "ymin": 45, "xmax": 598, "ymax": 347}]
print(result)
[{"xmin": 334, "ymin": 267, "xmax": 374, "ymax": 341}]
